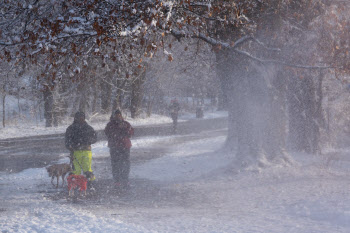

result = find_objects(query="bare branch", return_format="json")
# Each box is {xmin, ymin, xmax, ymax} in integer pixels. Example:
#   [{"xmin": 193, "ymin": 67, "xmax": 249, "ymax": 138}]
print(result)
[
  {"xmin": 171, "ymin": 30, "xmax": 332, "ymax": 70},
  {"xmin": 233, "ymin": 49, "xmax": 333, "ymax": 70}
]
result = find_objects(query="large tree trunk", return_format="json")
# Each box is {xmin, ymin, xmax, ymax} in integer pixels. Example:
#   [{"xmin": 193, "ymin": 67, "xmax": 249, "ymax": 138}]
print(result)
[
  {"xmin": 263, "ymin": 68, "xmax": 289, "ymax": 161},
  {"xmin": 216, "ymin": 50, "xmax": 237, "ymax": 147},
  {"xmin": 216, "ymin": 53, "xmax": 230, "ymax": 111},
  {"xmin": 217, "ymin": 49, "xmax": 290, "ymax": 168},
  {"xmin": 287, "ymin": 70, "xmax": 324, "ymax": 154}
]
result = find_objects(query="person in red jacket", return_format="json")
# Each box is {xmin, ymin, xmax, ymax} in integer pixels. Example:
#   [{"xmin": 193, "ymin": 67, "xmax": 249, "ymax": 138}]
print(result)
[{"xmin": 104, "ymin": 110, "xmax": 134, "ymax": 188}]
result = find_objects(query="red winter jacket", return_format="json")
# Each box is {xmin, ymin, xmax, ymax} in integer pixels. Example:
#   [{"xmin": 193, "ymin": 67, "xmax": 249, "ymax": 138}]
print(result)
[{"xmin": 104, "ymin": 120, "xmax": 134, "ymax": 149}]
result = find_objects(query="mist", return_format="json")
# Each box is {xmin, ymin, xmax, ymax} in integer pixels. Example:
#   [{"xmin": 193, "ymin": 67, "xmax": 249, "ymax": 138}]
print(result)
[{"xmin": 1, "ymin": 1, "xmax": 350, "ymax": 232}]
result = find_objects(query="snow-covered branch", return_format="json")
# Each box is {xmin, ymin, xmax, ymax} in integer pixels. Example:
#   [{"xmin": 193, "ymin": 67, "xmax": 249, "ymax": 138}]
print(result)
[
  {"xmin": 171, "ymin": 30, "xmax": 331, "ymax": 70},
  {"xmin": 233, "ymin": 49, "xmax": 333, "ymax": 70}
]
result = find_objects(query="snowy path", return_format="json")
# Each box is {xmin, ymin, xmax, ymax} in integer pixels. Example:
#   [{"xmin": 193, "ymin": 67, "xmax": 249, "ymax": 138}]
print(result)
[
  {"xmin": 1, "ymin": 128, "xmax": 350, "ymax": 232},
  {"xmin": 87, "ymin": 151, "xmax": 350, "ymax": 233}
]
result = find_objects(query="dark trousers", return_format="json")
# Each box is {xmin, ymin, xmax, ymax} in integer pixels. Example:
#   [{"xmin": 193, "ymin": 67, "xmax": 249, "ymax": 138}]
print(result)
[
  {"xmin": 171, "ymin": 113, "xmax": 178, "ymax": 132},
  {"xmin": 110, "ymin": 147, "xmax": 130, "ymax": 183}
]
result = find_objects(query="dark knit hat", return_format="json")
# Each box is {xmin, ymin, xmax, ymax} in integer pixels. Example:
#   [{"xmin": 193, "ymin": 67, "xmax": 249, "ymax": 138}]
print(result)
[
  {"xmin": 113, "ymin": 109, "xmax": 122, "ymax": 116},
  {"xmin": 74, "ymin": 111, "xmax": 85, "ymax": 120}
]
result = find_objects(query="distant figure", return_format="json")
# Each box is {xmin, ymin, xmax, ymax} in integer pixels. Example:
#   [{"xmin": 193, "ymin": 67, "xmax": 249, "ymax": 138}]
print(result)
[
  {"xmin": 65, "ymin": 112, "xmax": 97, "ymax": 188},
  {"xmin": 196, "ymin": 106, "xmax": 204, "ymax": 118},
  {"xmin": 105, "ymin": 110, "xmax": 134, "ymax": 189},
  {"xmin": 169, "ymin": 98, "xmax": 180, "ymax": 133}
]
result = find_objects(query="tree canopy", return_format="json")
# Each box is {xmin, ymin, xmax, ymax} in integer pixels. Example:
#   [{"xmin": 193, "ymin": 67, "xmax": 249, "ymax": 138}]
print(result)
[{"xmin": 1, "ymin": 0, "xmax": 348, "ymax": 84}]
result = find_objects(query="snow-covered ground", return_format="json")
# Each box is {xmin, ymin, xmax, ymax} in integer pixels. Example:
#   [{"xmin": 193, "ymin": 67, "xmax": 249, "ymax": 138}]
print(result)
[
  {"xmin": 0, "ymin": 110, "xmax": 228, "ymax": 140},
  {"xmin": 1, "ymin": 127, "xmax": 350, "ymax": 232}
]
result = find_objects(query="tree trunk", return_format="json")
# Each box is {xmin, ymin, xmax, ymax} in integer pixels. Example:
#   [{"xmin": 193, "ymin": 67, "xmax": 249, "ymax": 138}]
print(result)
[
  {"xmin": 100, "ymin": 77, "xmax": 112, "ymax": 114},
  {"xmin": 17, "ymin": 88, "xmax": 21, "ymax": 117},
  {"xmin": 287, "ymin": 71, "xmax": 324, "ymax": 154},
  {"xmin": 263, "ymin": 69, "xmax": 288, "ymax": 161},
  {"xmin": 216, "ymin": 50, "xmax": 237, "ymax": 149},
  {"xmin": 112, "ymin": 78, "xmax": 126, "ymax": 113},
  {"xmin": 51, "ymin": 85, "xmax": 63, "ymax": 127},
  {"xmin": 78, "ymin": 82, "xmax": 88, "ymax": 113},
  {"xmin": 2, "ymin": 94, "xmax": 5, "ymax": 128},
  {"xmin": 216, "ymin": 53, "xmax": 230, "ymax": 111},
  {"xmin": 43, "ymin": 86, "xmax": 54, "ymax": 127},
  {"xmin": 51, "ymin": 101, "xmax": 58, "ymax": 127},
  {"xmin": 130, "ymin": 70, "xmax": 146, "ymax": 118},
  {"xmin": 217, "ymin": 49, "xmax": 290, "ymax": 167},
  {"xmin": 146, "ymin": 92, "xmax": 156, "ymax": 117},
  {"xmin": 91, "ymin": 79, "xmax": 99, "ymax": 114},
  {"xmin": 58, "ymin": 80, "xmax": 70, "ymax": 125},
  {"xmin": 112, "ymin": 93, "xmax": 121, "ymax": 113}
]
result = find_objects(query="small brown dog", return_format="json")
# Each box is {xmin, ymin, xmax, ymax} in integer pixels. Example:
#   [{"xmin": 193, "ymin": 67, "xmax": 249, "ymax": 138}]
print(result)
[{"xmin": 46, "ymin": 163, "xmax": 72, "ymax": 188}]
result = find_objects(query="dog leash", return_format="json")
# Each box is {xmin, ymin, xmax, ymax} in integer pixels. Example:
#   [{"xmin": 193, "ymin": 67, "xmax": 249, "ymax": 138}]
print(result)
[{"xmin": 69, "ymin": 151, "xmax": 74, "ymax": 168}]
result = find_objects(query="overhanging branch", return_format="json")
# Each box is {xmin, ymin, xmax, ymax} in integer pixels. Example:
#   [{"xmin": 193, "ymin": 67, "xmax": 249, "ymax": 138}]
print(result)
[
  {"xmin": 171, "ymin": 30, "xmax": 332, "ymax": 70},
  {"xmin": 233, "ymin": 49, "xmax": 333, "ymax": 69}
]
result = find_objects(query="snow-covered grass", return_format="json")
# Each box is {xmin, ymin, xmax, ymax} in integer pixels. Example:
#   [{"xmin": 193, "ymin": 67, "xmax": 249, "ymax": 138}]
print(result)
[
  {"xmin": 0, "ymin": 94, "xmax": 227, "ymax": 140},
  {"xmin": 1, "ymin": 129, "xmax": 350, "ymax": 232},
  {"xmin": 180, "ymin": 110, "xmax": 228, "ymax": 121},
  {"xmin": 0, "ymin": 108, "xmax": 228, "ymax": 140},
  {"xmin": 0, "ymin": 113, "xmax": 172, "ymax": 140},
  {"xmin": 132, "ymin": 134, "xmax": 228, "ymax": 183}
]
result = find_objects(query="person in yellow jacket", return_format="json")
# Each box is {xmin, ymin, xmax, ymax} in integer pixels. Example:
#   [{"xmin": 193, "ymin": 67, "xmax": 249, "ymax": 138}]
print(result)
[{"xmin": 65, "ymin": 112, "xmax": 97, "ymax": 183}]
